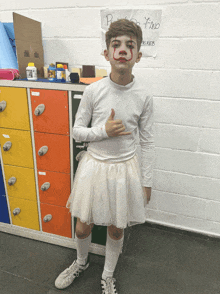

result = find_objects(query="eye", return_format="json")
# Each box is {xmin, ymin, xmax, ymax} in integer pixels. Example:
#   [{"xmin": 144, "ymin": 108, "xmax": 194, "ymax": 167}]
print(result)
[
  {"xmin": 128, "ymin": 45, "xmax": 134, "ymax": 49},
  {"xmin": 112, "ymin": 44, "xmax": 119, "ymax": 48}
]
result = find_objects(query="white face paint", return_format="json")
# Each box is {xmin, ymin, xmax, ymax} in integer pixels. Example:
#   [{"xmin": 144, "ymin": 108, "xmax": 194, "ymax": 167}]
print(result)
[{"xmin": 110, "ymin": 35, "xmax": 137, "ymax": 64}]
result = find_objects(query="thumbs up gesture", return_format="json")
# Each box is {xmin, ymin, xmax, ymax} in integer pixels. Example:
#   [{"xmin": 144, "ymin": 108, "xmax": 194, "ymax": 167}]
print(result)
[{"xmin": 105, "ymin": 109, "xmax": 131, "ymax": 137}]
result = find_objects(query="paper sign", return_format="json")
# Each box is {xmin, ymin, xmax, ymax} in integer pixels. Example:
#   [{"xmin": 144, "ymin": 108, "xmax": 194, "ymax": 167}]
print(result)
[
  {"xmin": 3, "ymin": 134, "xmax": 10, "ymax": 138},
  {"xmin": 38, "ymin": 171, "xmax": 46, "ymax": 175},
  {"xmin": 100, "ymin": 9, "xmax": 162, "ymax": 57},
  {"xmin": 31, "ymin": 92, "xmax": 40, "ymax": 96}
]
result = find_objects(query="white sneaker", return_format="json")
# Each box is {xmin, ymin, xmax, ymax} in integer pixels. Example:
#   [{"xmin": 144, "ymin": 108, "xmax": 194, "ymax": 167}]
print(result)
[
  {"xmin": 101, "ymin": 277, "xmax": 118, "ymax": 294},
  {"xmin": 55, "ymin": 257, "xmax": 90, "ymax": 289}
]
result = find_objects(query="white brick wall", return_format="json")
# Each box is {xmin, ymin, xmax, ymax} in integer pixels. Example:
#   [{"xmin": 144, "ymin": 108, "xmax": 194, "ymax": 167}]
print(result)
[{"xmin": 1, "ymin": 0, "xmax": 220, "ymax": 237}]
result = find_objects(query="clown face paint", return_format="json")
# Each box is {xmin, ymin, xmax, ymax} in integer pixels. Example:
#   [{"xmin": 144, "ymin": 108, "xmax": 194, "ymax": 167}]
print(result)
[{"xmin": 112, "ymin": 36, "xmax": 135, "ymax": 63}]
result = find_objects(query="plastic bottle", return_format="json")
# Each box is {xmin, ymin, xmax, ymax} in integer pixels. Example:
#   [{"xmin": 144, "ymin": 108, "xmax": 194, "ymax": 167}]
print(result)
[
  {"xmin": 26, "ymin": 62, "xmax": 37, "ymax": 80},
  {"xmin": 48, "ymin": 63, "xmax": 56, "ymax": 81},
  {"xmin": 63, "ymin": 65, "xmax": 70, "ymax": 82},
  {"xmin": 56, "ymin": 64, "xmax": 66, "ymax": 82}
]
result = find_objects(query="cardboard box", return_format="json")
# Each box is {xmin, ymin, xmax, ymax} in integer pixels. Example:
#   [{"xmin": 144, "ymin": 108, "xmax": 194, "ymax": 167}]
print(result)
[{"xmin": 13, "ymin": 13, "xmax": 44, "ymax": 78}]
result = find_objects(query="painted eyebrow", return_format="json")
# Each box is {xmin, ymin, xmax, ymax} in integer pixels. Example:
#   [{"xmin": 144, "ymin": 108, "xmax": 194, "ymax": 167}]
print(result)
[{"xmin": 111, "ymin": 39, "xmax": 136, "ymax": 45}]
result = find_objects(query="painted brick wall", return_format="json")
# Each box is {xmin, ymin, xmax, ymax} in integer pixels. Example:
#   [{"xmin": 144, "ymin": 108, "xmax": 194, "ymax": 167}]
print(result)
[{"xmin": 1, "ymin": 0, "xmax": 220, "ymax": 237}]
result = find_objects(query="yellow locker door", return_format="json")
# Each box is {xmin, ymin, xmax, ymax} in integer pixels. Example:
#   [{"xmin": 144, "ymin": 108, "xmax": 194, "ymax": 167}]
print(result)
[
  {"xmin": 0, "ymin": 128, "xmax": 34, "ymax": 168},
  {"xmin": 8, "ymin": 197, "xmax": 40, "ymax": 231},
  {"xmin": 4, "ymin": 165, "xmax": 37, "ymax": 201},
  {"xmin": 0, "ymin": 87, "xmax": 30, "ymax": 130}
]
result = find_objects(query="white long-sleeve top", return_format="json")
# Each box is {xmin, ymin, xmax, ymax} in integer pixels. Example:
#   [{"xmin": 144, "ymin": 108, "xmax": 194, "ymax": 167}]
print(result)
[{"xmin": 72, "ymin": 75, "xmax": 155, "ymax": 187}]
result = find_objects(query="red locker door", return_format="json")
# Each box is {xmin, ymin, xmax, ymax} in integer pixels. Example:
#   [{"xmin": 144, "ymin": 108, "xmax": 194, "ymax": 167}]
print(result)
[
  {"xmin": 41, "ymin": 203, "xmax": 72, "ymax": 238},
  {"xmin": 34, "ymin": 132, "xmax": 70, "ymax": 174},
  {"xmin": 37, "ymin": 170, "xmax": 71, "ymax": 207},
  {"xmin": 30, "ymin": 89, "xmax": 69, "ymax": 135}
]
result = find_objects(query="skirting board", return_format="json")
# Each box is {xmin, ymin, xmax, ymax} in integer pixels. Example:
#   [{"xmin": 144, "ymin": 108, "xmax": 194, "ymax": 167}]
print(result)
[
  {"xmin": 0, "ymin": 222, "xmax": 106, "ymax": 256},
  {"xmin": 146, "ymin": 218, "xmax": 220, "ymax": 240}
]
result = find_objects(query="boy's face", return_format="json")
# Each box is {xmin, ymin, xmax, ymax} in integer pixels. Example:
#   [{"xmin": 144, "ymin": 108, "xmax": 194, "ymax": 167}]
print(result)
[{"xmin": 104, "ymin": 35, "xmax": 142, "ymax": 74}]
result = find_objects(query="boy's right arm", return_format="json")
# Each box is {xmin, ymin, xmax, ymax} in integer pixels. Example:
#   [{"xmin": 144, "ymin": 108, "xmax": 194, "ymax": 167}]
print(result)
[
  {"xmin": 72, "ymin": 87, "xmax": 131, "ymax": 142},
  {"xmin": 72, "ymin": 87, "xmax": 109, "ymax": 142}
]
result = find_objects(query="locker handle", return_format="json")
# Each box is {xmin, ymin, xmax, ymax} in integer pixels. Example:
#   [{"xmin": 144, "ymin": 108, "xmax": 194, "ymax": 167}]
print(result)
[
  {"xmin": 0, "ymin": 100, "xmax": 7, "ymax": 112},
  {"xmin": 38, "ymin": 146, "xmax": 48, "ymax": 156},
  {"xmin": 3, "ymin": 141, "xmax": 12, "ymax": 151},
  {"xmin": 43, "ymin": 214, "xmax": 52, "ymax": 223},
  {"xmin": 34, "ymin": 104, "xmax": 45, "ymax": 116},
  {"xmin": 8, "ymin": 177, "xmax": 17, "ymax": 186},
  {"xmin": 41, "ymin": 182, "xmax": 51, "ymax": 191},
  {"xmin": 13, "ymin": 208, "xmax": 21, "ymax": 216}
]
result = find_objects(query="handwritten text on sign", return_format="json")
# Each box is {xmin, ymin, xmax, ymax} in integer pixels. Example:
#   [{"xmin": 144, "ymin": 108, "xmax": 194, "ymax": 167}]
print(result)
[{"xmin": 101, "ymin": 9, "xmax": 162, "ymax": 57}]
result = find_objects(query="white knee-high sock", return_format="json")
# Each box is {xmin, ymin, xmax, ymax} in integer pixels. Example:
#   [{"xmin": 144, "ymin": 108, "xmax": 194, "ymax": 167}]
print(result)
[
  {"xmin": 76, "ymin": 233, "xmax": 91, "ymax": 266},
  {"xmin": 102, "ymin": 230, "xmax": 124, "ymax": 280}
]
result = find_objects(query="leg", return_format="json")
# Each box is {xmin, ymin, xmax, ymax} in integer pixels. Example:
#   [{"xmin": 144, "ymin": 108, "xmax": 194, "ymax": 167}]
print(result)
[
  {"xmin": 102, "ymin": 225, "xmax": 124, "ymax": 281},
  {"xmin": 75, "ymin": 217, "xmax": 94, "ymax": 239},
  {"xmin": 75, "ymin": 218, "xmax": 94, "ymax": 265}
]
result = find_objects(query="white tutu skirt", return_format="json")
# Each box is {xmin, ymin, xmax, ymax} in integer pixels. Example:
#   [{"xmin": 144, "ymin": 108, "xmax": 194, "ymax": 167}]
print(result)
[{"xmin": 66, "ymin": 151, "xmax": 147, "ymax": 229}]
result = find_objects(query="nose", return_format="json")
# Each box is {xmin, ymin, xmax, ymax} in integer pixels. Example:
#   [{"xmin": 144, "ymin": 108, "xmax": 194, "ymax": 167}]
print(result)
[{"xmin": 119, "ymin": 50, "xmax": 127, "ymax": 55}]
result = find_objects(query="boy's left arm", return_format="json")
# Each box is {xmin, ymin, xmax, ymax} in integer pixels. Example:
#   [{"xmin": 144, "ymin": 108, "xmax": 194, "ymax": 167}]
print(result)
[{"xmin": 138, "ymin": 95, "xmax": 156, "ymax": 205}]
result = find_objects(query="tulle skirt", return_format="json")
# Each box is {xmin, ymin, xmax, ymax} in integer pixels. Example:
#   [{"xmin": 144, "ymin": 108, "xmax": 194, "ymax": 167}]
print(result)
[{"xmin": 66, "ymin": 151, "xmax": 147, "ymax": 229}]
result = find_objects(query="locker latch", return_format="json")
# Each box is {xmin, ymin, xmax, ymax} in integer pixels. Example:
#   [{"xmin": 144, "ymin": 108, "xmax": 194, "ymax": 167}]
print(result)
[
  {"xmin": 8, "ymin": 177, "xmax": 17, "ymax": 186},
  {"xmin": 41, "ymin": 182, "xmax": 51, "ymax": 191},
  {"xmin": 43, "ymin": 214, "xmax": 52, "ymax": 223},
  {"xmin": 0, "ymin": 100, "xmax": 7, "ymax": 112},
  {"xmin": 38, "ymin": 146, "xmax": 48, "ymax": 156},
  {"xmin": 13, "ymin": 208, "xmax": 21, "ymax": 216},
  {"xmin": 3, "ymin": 141, "xmax": 12, "ymax": 151},
  {"xmin": 34, "ymin": 104, "xmax": 45, "ymax": 116}
]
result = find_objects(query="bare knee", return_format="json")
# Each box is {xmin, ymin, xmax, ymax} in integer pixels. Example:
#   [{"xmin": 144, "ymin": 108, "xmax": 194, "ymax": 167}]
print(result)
[
  {"xmin": 76, "ymin": 218, "xmax": 94, "ymax": 239},
  {"xmin": 108, "ymin": 225, "xmax": 124, "ymax": 240}
]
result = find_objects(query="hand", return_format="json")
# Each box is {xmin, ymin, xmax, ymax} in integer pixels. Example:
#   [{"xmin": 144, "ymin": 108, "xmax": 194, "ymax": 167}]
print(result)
[
  {"xmin": 144, "ymin": 187, "xmax": 151, "ymax": 204},
  {"xmin": 105, "ymin": 109, "xmax": 132, "ymax": 137}
]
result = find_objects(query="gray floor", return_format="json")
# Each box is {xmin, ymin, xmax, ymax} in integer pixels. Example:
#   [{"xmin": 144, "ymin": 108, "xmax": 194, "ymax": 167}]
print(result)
[{"xmin": 1, "ymin": 222, "xmax": 220, "ymax": 294}]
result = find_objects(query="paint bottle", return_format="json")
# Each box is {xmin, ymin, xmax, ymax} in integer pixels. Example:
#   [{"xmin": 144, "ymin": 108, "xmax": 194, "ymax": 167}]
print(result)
[
  {"xmin": 26, "ymin": 62, "xmax": 37, "ymax": 80},
  {"xmin": 63, "ymin": 65, "xmax": 70, "ymax": 82},
  {"xmin": 56, "ymin": 64, "xmax": 66, "ymax": 82},
  {"xmin": 48, "ymin": 63, "xmax": 56, "ymax": 81}
]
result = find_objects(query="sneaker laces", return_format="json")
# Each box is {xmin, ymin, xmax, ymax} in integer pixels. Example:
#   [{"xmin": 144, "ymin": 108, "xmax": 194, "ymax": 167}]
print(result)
[{"xmin": 101, "ymin": 277, "xmax": 118, "ymax": 294}]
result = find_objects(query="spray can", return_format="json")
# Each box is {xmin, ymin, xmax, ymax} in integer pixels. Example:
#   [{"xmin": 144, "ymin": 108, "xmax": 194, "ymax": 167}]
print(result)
[
  {"xmin": 48, "ymin": 63, "xmax": 56, "ymax": 81},
  {"xmin": 26, "ymin": 62, "xmax": 37, "ymax": 80},
  {"xmin": 56, "ymin": 64, "xmax": 66, "ymax": 82}
]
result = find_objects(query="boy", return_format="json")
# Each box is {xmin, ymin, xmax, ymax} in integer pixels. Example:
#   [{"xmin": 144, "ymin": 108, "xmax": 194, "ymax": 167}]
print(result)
[{"xmin": 55, "ymin": 19, "xmax": 155, "ymax": 294}]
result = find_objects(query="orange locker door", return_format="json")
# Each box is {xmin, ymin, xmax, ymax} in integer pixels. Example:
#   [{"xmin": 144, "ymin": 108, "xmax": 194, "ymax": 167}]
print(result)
[
  {"xmin": 30, "ymin": 89, "xmax": 69, "ymax": 135},
  {"xmin": 41, "ymin": 203, "xmax": 72, "ymax": 238},
  {"xmin": 34, "ymin": 132, "xmax": 70, "ymax": 173},
  {"xmin": 37, "ymin": 170, "xmax": 71, "ymax": 207}
]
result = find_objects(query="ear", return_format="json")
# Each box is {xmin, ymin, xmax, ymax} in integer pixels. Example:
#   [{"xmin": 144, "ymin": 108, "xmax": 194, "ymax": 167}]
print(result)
[
  {"xmin": 104, "ymin": 49, "xmax": 110, "ymax": 61},
  {"xmin": 136, "ymin": 52, "xmax": 142, "ymax": 63}
]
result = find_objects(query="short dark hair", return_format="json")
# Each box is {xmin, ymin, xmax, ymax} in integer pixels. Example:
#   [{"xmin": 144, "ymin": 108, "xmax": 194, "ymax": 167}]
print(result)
[{"xmin": 105, "ymin": 19, "xmax": 142, "ymax": 51}]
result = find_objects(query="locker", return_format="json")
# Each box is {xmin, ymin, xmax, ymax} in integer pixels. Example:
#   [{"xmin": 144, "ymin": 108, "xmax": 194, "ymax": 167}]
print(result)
[
  {"xmin": 72, "ymin": 92, "xmax": 107, "ymax": 246},
  {"xmin": 34, "ymin": 132, "xmax": 70, "ymax": 174},
  {"xmin": 4, "ymin": 165, "xmax": 37, "ymax": 201},
  {"xmin": 0, "ymin": 87, "xmax": 30, "ymax": 130},
  {"xmin": 0, "ymin": 195, "xmax": 10, "ymax": 224},
  {"xmin": 8, "ymin": 197, "xmax": 40, "ymax": 231},
  {"xmin": 40, "ymin": 203, "xmax": 72, "ymax": 238},
  {"xmin": 0, "ymin": 163, "xmax": 10, "ymax": 224},
  {"xmin": 37, "ymin": 170, "xmax": 71, "ymax": 207},
  {"xmin": 0, "ymin": 128, "xmax": 34, "ymax": 168},
  {"xmin": 30, "ymin": 89, "xmax": 69, "ymax": 135}
]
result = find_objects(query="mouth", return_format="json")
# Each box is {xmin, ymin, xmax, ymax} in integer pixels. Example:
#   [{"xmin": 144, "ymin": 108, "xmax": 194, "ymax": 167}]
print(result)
[{"xmin": 117, "ymin": 58, "xmax": 127, "ymax": 63}]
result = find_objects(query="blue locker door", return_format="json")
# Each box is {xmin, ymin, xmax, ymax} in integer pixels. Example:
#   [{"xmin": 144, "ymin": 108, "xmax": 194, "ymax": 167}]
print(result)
[{"xmin": 0, "ymin": 163, "xmax": 10, "ymax": 224}]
